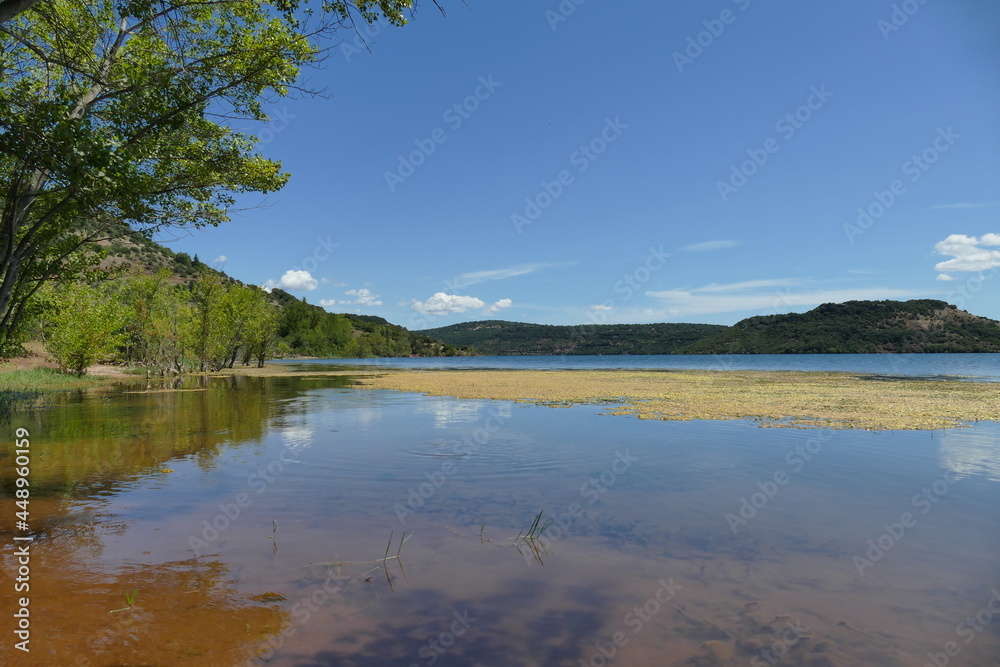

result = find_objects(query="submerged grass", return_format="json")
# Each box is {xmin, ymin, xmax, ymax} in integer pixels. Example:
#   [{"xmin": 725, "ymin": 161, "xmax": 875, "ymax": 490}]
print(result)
[
  {"xmin": 0, "ymin": 365, "xmax": 105, "ymax": 391},
  {"xmin": 356, "ymin": 369, "xmax": 1000, "ymax": 430},
  {"xmin": 310, "ymin": 530, "xmax": 414, "ymax": 591},
  {"xmin": 0, "ymin": 365, "xmax": 108, "ymax": 420},
  {"xmin": 500, "ymin": 511, "xmax": 553, "ymax": 565}
]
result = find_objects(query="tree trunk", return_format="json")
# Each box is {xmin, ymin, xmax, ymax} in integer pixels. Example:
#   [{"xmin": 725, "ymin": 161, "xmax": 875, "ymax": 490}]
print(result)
[{"xmin": 0, "ymin": 0, "xmax": 43, "ymax": 23}]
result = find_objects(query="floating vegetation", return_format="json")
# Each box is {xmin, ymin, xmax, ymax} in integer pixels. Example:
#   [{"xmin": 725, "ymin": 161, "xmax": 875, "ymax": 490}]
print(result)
[
  {"xmin": 356, "ymin": 369, "xmax": 1000, "ymax": 430},
  {"xmin": 110, "ymin": 589, "xmax": 137, "ymax": 614}
]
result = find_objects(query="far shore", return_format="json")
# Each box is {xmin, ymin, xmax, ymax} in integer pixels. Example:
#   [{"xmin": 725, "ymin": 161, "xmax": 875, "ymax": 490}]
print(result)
[{"xmin": 4, "ymin": 358, "xmax": 999, "ymax": 431}]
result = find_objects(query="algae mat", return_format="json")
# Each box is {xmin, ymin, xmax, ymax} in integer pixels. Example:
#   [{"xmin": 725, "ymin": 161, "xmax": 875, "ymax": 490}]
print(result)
[{"xmin": 355, "ymin": 369, "xmax": 1000, "ymax": 430}]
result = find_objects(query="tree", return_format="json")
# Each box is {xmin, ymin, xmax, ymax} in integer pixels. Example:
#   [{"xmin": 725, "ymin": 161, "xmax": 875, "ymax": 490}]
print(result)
[
  {"xmin": 244, "ymin": 296, "xmax": 282, "ymax": 367},
  {"xmin": 215, "ymin": 283, "xmax": 277, "ymax": 368},
  {"xmin": 118, "ymin": 269, "xmax": 194, "ymax": 374},
  {"xmin": 0, "ymin": 0, "xmax": 420, "ymax": 25},
  {"xmin": 43, "ymin": 282, "xmax": 126, "ymax": 375},
  {"xmin": 0, "ymin": 0, "xmax": 424, "ymax": 353},
  {"xmin": 185, "ymin": 273, "xmax": 226, "ymax": 371},
  {"xmin": 179, "ymin": 274, "xmax": 282, "ymax": 371}
]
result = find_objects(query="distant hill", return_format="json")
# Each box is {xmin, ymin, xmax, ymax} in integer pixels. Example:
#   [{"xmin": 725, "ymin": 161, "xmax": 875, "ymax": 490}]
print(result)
[
  {"xmin": 678, "ymin": 300, "xmax": 1000, "ymax": 354},
  {"xmin": 421, "ymin": 320, "xmax": 727, "ymax": 355}
]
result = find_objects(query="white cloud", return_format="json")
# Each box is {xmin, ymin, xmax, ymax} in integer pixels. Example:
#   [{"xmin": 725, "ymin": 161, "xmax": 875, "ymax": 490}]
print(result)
[
  {"xmin": 588, "ymin": 304, "xmax": 614, "ymax": 312},
  {"xmin": 456, "ymin": 266, "xmax": 537, "ymax": 286},
  {"xmin": 454, "ymin": 262, "xmax": 572, "ymax": 287},
  {"xmin": 485, "ymin": 298, "xmax": 513, "ymax": 314},
  {"xmin": 936, "ymin": 274, "xmax": 954, "ymax": 282},
  {"xmin": 933, "ymin": 234, "xmax": 1000, "ymax": 277},
  {"xmin": 646, "ymin": 280, "xmax": 925, "ymax": 316},
  {"xmin": 213, "ymin": 255, "xmax": 228, "ymax": 264},
  {"xmin": 319, "ymin": 299, "xmax": 338, "ymax": 308},
  {"xmin": 263, "ymin": 269, "xmax": 318, "ymax": 292},
  {"xmin": 681, "ymin": 240, "xmax": 742, "ymax": 252},
  {"xmin": 341, "ymin": 288, "xmax": 383, "ymax": 307},
  {"xmin": 412, "ymin": 292, "xmax": 486, "ymax": 315},
  {"xmin": 695, "ymin": 278, "xmax": 802, "ymax": 293}
]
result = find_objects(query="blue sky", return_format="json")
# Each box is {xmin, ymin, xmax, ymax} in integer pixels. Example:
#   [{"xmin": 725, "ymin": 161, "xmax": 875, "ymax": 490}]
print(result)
[{"xmin": 164, "ymin": 0, "xmax": 1000, "ymax": 328}]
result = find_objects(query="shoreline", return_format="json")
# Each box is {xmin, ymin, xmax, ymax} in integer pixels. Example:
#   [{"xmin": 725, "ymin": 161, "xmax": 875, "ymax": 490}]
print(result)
[{"xmin": 4, "ymin": 360, "xmax": 999, "ymax": 430}]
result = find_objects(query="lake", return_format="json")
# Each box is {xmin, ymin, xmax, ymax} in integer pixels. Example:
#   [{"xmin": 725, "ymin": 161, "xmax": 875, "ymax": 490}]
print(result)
[
  {"xmin": 276, "ymin": 352, "xmax": 1000, "ymax": 381},
  {"xmin": 2, "ymin": 367, "xmax": 999, "ymax": 666}
]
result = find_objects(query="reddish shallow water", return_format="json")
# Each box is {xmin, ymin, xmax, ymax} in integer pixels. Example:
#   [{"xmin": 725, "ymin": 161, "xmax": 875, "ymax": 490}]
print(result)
[{"xmin": 1, "ymin": 375, "xmax": 998, "ymax": 666}]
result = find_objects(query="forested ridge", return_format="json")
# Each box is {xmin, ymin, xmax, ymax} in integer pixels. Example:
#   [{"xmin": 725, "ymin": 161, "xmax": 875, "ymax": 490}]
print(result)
[
  {"xmin": 679, "ymin": 300, "xmax": 1000, "ymax": 354},
  {"xmin": 422, "ymin": 300, "xmax": 1000, "ymax": 356},
  {"xmin": 421, "ymin": 320, "xmax": 728, "ymax": 355}
]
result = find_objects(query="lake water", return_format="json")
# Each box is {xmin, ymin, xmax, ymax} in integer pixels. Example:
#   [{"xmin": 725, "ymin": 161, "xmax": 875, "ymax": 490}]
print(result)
[
  {"xmin": 2, "ymin": 372, "xmax": 999, "ymax": 666},
  {"xmin": 277, "ymin": 352, "xmax": 1000, "ymax": 381}
]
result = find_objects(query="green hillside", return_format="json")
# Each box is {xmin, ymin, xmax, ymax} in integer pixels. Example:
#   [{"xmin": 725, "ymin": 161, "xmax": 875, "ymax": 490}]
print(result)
[
  {"xmin": 96, "ymin": 220, "xmax": 232, "ymax": 282},
  {"xmin": 678, "ymin": 300, "xmax": 1000, "ymax": 354},
  {"xmin": 267, "ymin": 289, "xmax": 472, "ymax": 358},
  {"xmin": 96, "ymin": 227, "xmax": 471, "ymax": 359},
  {"xmin": 421, "ymin": 320, "xmax": 727, "ymax": 355}
]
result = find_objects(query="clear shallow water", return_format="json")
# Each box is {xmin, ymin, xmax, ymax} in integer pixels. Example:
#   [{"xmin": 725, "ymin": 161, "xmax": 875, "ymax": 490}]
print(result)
[
  {"xmin": 1, "ymin": 376, "xmax": 999, "ymax": 666},
  {"xmin": 277, "ymin": 352, "xmax": 1000, "ymax": 381}
]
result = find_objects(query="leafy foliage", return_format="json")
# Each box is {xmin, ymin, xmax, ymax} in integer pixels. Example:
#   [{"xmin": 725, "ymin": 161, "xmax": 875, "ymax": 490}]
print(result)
[
  {"xmin": 38, "ymin": 271, "xmax": 283, "ymax": 374},
  {"xmin": 42, "ymin": 282, "xmax": 128, "ymax": 375}
]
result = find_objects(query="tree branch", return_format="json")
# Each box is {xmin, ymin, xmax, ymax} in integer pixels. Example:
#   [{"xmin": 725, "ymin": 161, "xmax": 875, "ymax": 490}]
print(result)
[{"xmin": 0, "ymin": 0, "xmax": 42, "ymax": 24}]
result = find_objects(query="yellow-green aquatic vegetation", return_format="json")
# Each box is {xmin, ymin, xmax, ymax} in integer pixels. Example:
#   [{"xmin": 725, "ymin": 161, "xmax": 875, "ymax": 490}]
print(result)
[{"xmin": 356, "ymin": 369, "xmax": 1000, "ymax": 430}]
